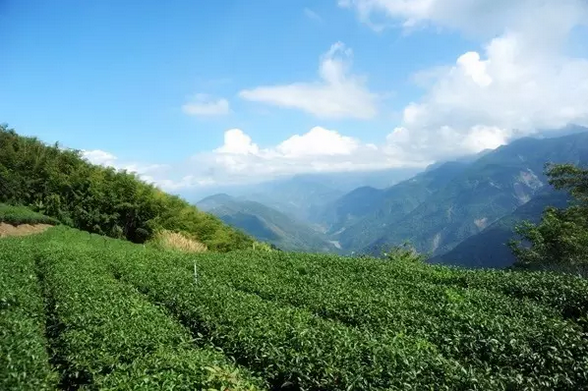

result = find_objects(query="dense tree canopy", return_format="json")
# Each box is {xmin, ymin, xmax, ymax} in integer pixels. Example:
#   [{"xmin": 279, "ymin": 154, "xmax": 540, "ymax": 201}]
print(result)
[
  {"xmin": 0, "ymin": 124, "xmax": 254, "ymax": 251},
  {"xmin": 510, "ymin": 163, "xmax": 588, "ymax": 276}
]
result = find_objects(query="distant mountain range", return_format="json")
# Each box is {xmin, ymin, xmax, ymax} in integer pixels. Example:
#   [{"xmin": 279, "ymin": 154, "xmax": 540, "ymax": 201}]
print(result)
[
  {"xmin": 358, "ymin": 132, "xmax": 588, "ymax": 258},
  {"xmin": 189, "ymin": 168, "xmax": 421, "ymax": 222},
  {"xmin": 195, "ymin": 128, "xmax": 588, "ymax": 269},
  {"xmin": 196, "ymin": 194, "xmax": 338, "ymax": 253},
  {"xmin": 323, "ymin": 161, "xmax": 469, "ymax": 252},
  {"xmin": 230, "ymin": 168, "xmax": 422, "ymax": 224}
]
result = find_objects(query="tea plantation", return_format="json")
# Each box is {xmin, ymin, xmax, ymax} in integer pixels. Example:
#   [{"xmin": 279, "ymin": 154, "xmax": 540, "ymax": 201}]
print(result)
[
  {"xmin": 2, "ymin": 226, "xmax": 588, "ymax": 390},
  {"xmin": 0, "ymin": 203, "xmax": 59, "ymax": 225}
]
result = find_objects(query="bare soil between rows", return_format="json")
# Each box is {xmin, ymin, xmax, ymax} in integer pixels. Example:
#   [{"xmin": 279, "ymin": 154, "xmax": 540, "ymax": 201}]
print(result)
[{"xmin": 0, "ymin": 222, "xmax": 53, "ymax": 237}]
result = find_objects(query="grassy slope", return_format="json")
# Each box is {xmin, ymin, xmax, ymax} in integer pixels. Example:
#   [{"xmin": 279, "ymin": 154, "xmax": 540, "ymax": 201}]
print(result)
[{"xmin": 2, "ymin": 225, "xmax": 588, "ymax": 390}]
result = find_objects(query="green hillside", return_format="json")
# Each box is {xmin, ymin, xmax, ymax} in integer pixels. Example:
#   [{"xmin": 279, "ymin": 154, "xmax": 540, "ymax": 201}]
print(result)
[
  {"xmin": 197, "ymin": 194, "xmax": 337, "ymax": 252},
  {"xmin": 3, "ymin": 225, "xmax": 588, "ymax": 390},
  {"xmin": 0, "ymin": 125, "xmax": 253, "ymax": 251}
]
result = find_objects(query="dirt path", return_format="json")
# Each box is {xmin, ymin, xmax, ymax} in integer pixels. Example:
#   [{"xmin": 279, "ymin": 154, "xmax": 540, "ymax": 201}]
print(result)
[{"xmin": 0, "ymin": 223, "xmax": 53, "ymax": 237}]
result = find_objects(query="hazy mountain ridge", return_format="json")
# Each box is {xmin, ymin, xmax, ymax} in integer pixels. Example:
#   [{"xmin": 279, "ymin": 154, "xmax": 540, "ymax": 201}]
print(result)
[{"xmin": 197, "ymin": 193, "xmax": 337, "ymax": 252}]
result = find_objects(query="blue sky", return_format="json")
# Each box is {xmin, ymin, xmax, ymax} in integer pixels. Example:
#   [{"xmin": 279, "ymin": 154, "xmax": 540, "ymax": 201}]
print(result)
[{"xmin": 2, "ymin": 0, "xmax": 588, "ymax": 192}]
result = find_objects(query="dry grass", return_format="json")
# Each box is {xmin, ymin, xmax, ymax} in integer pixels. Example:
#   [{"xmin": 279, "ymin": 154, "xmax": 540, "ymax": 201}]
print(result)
[{"xmin": 151, "ymin": 230, "xmax": 207, "ymax": 253}]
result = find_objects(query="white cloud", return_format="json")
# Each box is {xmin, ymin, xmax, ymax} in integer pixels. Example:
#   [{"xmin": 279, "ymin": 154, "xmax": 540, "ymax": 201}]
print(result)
[
  {"xmin": 83, "ymin": 127, "xmax": 415, "ymax": 192},
  {"xmin": 304, "ymin": 7, "xmax": 322, "ymax": 22},
  {"xmin": 192, "ymin": 126, "xmax": 427, "ymax": 184},
  {"xmin": 456, "ymin": 52, "xmax": 492, "ymax": 87},
  {"xmin": 276, "ymin": 126, "xmax": 359, "ymax": 157},
  {"xmin": 182, "ymin": 94, "xmax": 230, "ymax": 116},
  {"xmin": 82, "ymin": 150, "xmax": 168, "ymax": 176},
  {"xmin": 81, "ymin": 150, "xmax": 117, "ymax": 166},
  {"xmin": 81, "ymin": 149, "xmax": 184, "ymax": 190},
  {"xmin": 339, "ymin": 0, "xmax": 588, "ymax": 37},
  {"xmin": 214, "ymin": 129, "xmax": 260, "ymax": 155},
  {"xmin": 152, "ymin": 176, "xmax": 215, "ymax": 191},
  {"xmin": 239, "ymin": 42, "xmax": 378, "ymax": 119},
  {"xmin": 389, "ymin": 30, "xmax": 588, "ymax": 160},
  {"xmin": 341, "ymin": 0, "xmax": 588, "ymax": 160},
  {"xmin": 213, "ymin": 126, "xmax": 362, "ymax": 160}
]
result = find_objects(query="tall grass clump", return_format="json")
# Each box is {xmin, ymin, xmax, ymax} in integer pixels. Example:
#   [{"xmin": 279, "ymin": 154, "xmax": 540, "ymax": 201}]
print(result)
[{"xmin": 148, "ymin": 230, "xmax": 208, "ymax": 253}]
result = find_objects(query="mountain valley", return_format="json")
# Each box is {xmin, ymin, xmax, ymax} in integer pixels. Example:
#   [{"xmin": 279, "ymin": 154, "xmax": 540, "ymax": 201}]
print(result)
[{"xmin": 200, "ymin": 130, "xmax": 588, "ymax": 268}]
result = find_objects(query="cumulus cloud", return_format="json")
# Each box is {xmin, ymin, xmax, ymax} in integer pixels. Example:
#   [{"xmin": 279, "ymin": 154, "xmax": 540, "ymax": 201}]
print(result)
[
  {"xmin": 182, "ymin": 94, "xmax": 230, "ymax": 116},
  {"xmin": 82, "ymin": 149, "xmax": 167, "ymax": 175},
  {"xmin": 214, "ymin": 129, "xmax": 260, "ymax": 155},
  {"xmin": 341, "ymin": 0, "xmax": 588, "ymax": 160},
  {"xmin": 214, "ymin": 127, "xmax": 361, "ymax": 161},
  {"xmin": 275, "ymin": 127, "xmax": 359, "ymax": 157},
  {"xmin": 82, "ymin": 126, "xmax": 426, "ymax": 192},
  {"xmin": 190, "ymin": 126, "xmax": 426, "ymax": 185},
  {"xmin": 239, "ymin": 42, "xmax": 378, "ymax": 119},
  {"xmin": 81, "ymin": 149, "xmax": 182, "ymax": 189}
]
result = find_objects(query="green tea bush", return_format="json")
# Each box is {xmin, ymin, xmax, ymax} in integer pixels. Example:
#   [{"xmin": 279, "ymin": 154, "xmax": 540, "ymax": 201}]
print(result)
[
  {"xmin": 0, "ymin": 238, "xmax": 58, "ymax": 390},
  {"xmin": 111, "ymin": 249, "xmax": 479, "ymax": 391},
  {"xmin": 33, "ymin": 232, "xmax": 262, "ymax": 390},
  {"xmin": 183, "ymin": 250, "xmax": 588, "ymax": 388},
  {"xmin": 407, "ymin": 263, "xmax": 588, "ymax": 329},
  {"xmin": 0, "ymin": 204, "xmax": 59, "ymax": 225},
  {"xmin": 2, "ymin": 226, "xmax": 588, "ymax": 390}
]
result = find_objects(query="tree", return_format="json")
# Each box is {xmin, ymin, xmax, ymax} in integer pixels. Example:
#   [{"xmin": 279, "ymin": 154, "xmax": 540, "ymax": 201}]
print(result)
[
  {"xmin": 509, "ymin": 163, "xmax": 588, "ymax": 276},
  {"xmin": 384, "ymin": 241, "xmax": 427, "ymax": 263}
]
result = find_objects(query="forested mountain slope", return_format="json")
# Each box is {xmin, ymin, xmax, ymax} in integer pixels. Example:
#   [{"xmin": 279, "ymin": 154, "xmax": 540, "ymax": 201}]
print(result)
[
  {"xmin": 430, "ymin": 189, "xmax": 571, "ymax": 268},
  {"xmin": 326, "ymin": 162, "xmax": 468, "ymax": 251},
  {"xmin": 363, "ymin": 132, "xmax": 588, "ymax": 256},
  {"xmin": 224, "ymin": 168, "xmax": 420, "ymax": 225}
]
